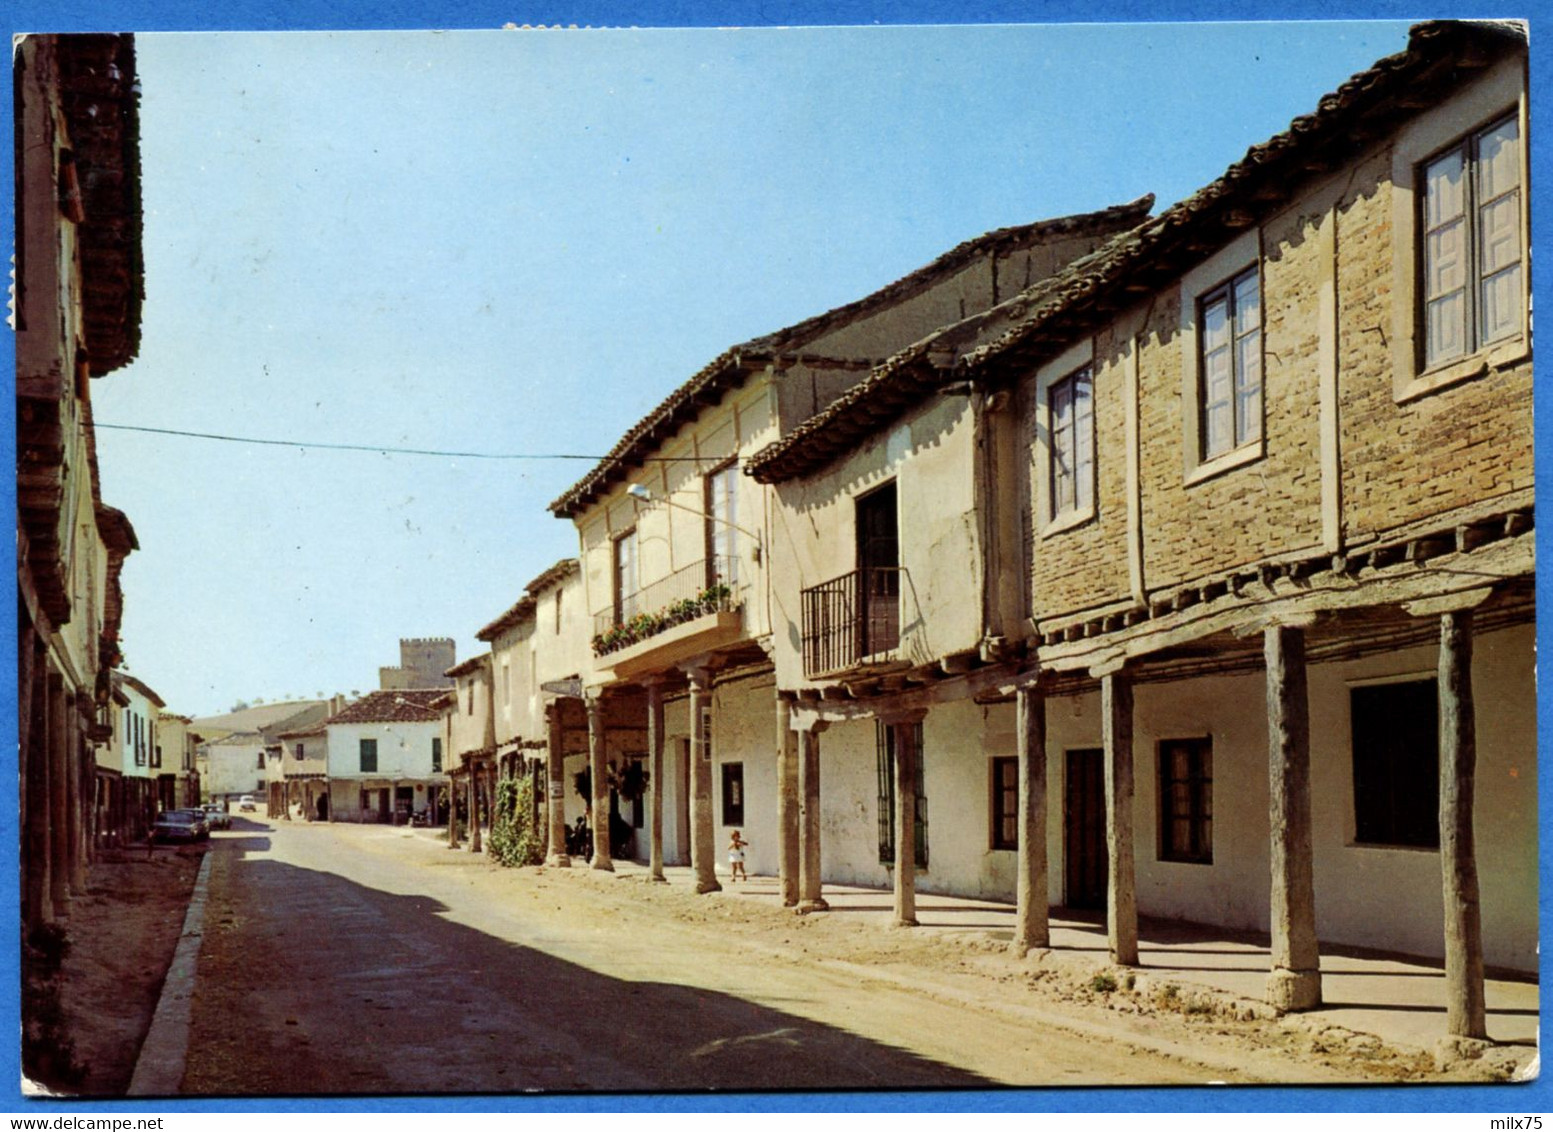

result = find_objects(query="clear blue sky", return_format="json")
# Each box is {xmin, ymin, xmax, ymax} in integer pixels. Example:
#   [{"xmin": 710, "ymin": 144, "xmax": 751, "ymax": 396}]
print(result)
[{"xmin": 79, "ymin": 20, "xmax": 1418, "ymax": 716}]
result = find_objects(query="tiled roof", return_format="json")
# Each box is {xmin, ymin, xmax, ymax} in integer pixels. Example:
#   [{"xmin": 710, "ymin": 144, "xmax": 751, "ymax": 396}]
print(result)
[
  {"xmin": 475, "ymin": 558, "xmax": 579, "ymax": 641},
  {"xmin": 444, "ymin": 652, "xmax": 492, "ymax": 679},
  {"xmin": 191, "ymin": 700, "xmax": 328, "ymax": 734},
  {"xmin": 547, "ymin": 198, "xmax": 1155, "ymax": 518},
  {"xmin": 746, "ymin": 20, "xmax": 1524, "ymax": 485},
  {"xmin": 325, "ymin": 689, "xmax": 444, "ymax": 725}
]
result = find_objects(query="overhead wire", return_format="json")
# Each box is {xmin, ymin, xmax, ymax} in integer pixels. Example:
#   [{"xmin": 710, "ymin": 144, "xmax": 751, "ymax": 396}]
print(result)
[{"xmin": 94, "ymin": 422, "xmax": 725, "ymax": 463}]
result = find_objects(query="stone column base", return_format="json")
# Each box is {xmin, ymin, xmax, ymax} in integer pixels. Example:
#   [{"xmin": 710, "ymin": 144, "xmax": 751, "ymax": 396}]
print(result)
[
  {"xmin": 591, "ymin": 857, "xmax": 615, "ymax": 873},
  {"xmin": 695, "ymin": 878, "xmax": 722, "ymax": 894},
  {"xmin": 648, "ymin": 873, "xmax": 668, "ymax": 884},
  {"xmin": 796, "ymin": 897, "xmax": 829, "ymax": 914},
  {"xmin": 1267, "ymin": 967, "xmax": 1322, "ymax": 1011},
  {"xmin": 889, "ymin": 916, "xmax": 918, "ymax": 929},
  {"xmin": 546, "ymin": 853, "xmax": 572, "ymax": 868}
]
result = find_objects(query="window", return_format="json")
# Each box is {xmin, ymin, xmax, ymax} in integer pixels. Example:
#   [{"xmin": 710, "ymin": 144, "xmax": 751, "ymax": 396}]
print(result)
[
  {"xmin": 1351, "ymin": 680, "xmax": 1439, "ymax": 849},
  {"xmin": 294, "ymin": 742, "xmax": 304, "ymax": 761},
  {"xmin": 360, "ymin": 738, "xmax": 378, "ymax": 774},
  {"xmin": 153, "ymin": 744, "xmax": 162, "ymax": 769},
  {"xmin": 705, "ymin": 460, "xmax": 739, "ymax": 586},
  {"xmin": 256, "ymin": 750, "xmax": 265, "ymax": 770},
  {"xmin": 721, "ymin": 762, "xmax": 744, "ymax": 826},
  {"xmin": 990, "ymin": 756, "xmax": 1018, "ymax": 851},
  {"xmin": 431, "ymin": 738, "xmax": 442, "ymax": 773},
  {"xmin": 1158, "ymin": 738, "xmax": 1213, "ymax": 864},
  {"xmin": 613, "ymin": 528, "xmax": 639, "ymax": 623},
  {"xmin": 466, "ymin": 680, "xmax": 475, "ymax": 715},
  {"xmin": 553, "ymin": 590, "xmax": 563, "ymax": 635},
  {"xmin": 1198, "ymin": 267, "xmax": 1262, "ymax": 460},
  {"xmin": 1421, "ymin": 115, "xmax": 1523, "ymax": 369},
  {"xmin": 876, "ymin": 721, "xmax": 928, "ymax": 868},
  {"xmin": 1048, "ymin": 366, "xmax": 1094, "ymax": 521}
]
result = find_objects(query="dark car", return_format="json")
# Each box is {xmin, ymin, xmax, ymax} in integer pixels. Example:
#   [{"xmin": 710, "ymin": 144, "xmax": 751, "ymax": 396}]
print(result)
[{"xmin": 152, "ymin": 810, "xmax": 206, "ymax": 843}]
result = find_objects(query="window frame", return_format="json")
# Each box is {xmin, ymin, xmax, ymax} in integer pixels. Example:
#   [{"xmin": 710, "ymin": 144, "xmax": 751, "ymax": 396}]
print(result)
[
  {"xmin": 1178, "ymin": 227, "xmax": 1265, "ymax": 485},
  {"xmin": 1390, "ymin": 58, "xmax": 1528, "ymax": 402},
  {"xmin": 431, "ymin": 737, "xmax": 442, "ymax": 773},
  {"xmin": 704, "ymin": 459, "xmax": 740, "ymax": 588},
  {"xmin": 1417, "ymin": 114, "xmax": 1524, "ymax": 373},
  {"xmin": 990, "ymin": 755, "xmax": 1018, "ymax": 851},
  {"xmin": 1349, "ymin": 676, "xmax": 1440, "ymax": 851},
  {"xmin": 1195, "ymin": 266, "xmax": 1263, "ymax": 463},
  {"xmin": 720, "ymin": 761, "xmax": 745, "ymax": 826},
  {"xmin": 1033, "ymin": 338, "xmax": 1097, "ymax": 537},
  {"xmin": 1157, "ymin": 737, "xmax": 1213, "ymax": 865},
  {"xmin": 359, "ymin": 738, "xmax": 378, "ymax": 774},
  {"xmin": 612, "ymin": 527, "xmax": 639, "ymax": 624}
]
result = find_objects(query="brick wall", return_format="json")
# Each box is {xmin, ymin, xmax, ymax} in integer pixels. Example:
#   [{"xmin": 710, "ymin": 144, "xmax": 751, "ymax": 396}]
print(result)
[{"xmin": 1024, "ymin": 130, "xmax": 1529, "ymax": 622}]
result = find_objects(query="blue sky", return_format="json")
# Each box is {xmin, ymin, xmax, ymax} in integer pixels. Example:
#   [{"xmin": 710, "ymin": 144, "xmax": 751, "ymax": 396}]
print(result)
[{"xmin": 70, "ymin": 21, "xmax": 1425, "ymax": 716}]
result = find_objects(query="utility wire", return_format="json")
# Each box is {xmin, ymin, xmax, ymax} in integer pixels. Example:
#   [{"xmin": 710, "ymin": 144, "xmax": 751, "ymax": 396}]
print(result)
[{"xmin": 95, "ymin": 422, "xmax": 725, "ymax": 463}]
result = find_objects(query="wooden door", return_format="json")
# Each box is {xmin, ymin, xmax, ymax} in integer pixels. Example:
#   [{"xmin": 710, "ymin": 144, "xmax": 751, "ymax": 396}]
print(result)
[{"xmin": 1064, "ymin": 748, "xmax": 1107, "ymax": 909}]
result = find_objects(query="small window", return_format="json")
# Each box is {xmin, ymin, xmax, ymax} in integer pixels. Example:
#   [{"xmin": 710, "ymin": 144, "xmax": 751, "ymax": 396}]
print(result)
[
  {"xmin": 1048, "ymin": 366, "xmax": 1094, "ymax": 521},
  {"xmin": 721, "ymin": 762, "xmax": 744, "ymax": 826},
  {"xmin": 256, "ymin": 750, "xmax": 265, "ymax": 770},
  {"xmin": 153, "ymin": 744, "xmax": 162, "ymax": 769},
  {"xmin": 360, "ymin": 738, "xmax": 378, "ymax": 774},
  {"xmin": 554, "ymin": 589, "xmax": 564, "ymax": 635},
  {"xmin": 1158, "ymin": 738, "xmax": 1213, "ymax": 864},
  {"xmin": 1421, "ymin": 115, "xmax": 1523, "ymax": 369},
  {"xmin": 1198, "ymin": 267, "xmax": 1262, "ymax": 461},
  {"xmin": 295, "ymin": 742, "xmax": 304, "ymax": 760},
  {"xmin": 1351, "ymin": 680, "xmax": 1439, "ymax": 849},
  {"xmin": 990, "ymin": 756, "xmax": 1018, "ymax": 851},
  {"xmin": 466, "ymin": 681, "xmax": 475, "ymax": 715},
  {"xmin": 431, "ymin": 737, "xmax": 442, "ymax": 773}
]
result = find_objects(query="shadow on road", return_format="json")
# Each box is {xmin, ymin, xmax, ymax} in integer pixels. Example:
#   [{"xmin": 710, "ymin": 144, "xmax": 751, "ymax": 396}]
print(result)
[{"xmin": 182, "ymin": 846, "xmax": 997, "ymax": 1098}]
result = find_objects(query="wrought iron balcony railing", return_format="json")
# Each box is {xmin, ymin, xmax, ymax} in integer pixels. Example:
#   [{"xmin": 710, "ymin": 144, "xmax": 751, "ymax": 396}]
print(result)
[
  {"xmin": 800, "ymin": 566, "xmax": 903, "ymax": 678},
  {"xmin": 592, "ymin": 556, "xmax": 739, "ymax": 657}
]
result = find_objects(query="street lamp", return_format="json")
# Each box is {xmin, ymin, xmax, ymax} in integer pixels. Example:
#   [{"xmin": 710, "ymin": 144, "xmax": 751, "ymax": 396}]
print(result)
[{"xmin": 627, "ymin": 482, "xmax": 762, "ymax": 564}]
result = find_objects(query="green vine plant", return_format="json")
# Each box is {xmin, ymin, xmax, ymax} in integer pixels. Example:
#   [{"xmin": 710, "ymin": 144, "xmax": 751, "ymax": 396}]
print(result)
[{"xmin": 486, "ymin": 773, "xmax": 545, "ymax": 867}]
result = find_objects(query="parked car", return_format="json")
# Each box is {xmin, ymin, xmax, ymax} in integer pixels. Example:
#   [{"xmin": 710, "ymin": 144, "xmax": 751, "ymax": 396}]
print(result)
[
  {"xmin": 152, "ymin": 810, "xmax": 206, "ymax": 844},
  {"xmin": 202, "ymin": 803, "xmax": 231, "ymax": 830},
  {"xmin": 237, "ymin": 794, "xmax": 257, "ymax": 812},
  {"xmin": 172, "ymin": 808, "xmax": 210, "ymax": 838}
]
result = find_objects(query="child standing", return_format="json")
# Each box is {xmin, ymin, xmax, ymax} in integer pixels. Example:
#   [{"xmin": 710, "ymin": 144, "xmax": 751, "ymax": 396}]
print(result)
[{"xmin": 727, "ymin": 829, "xmax": 749, "ymax": 881}]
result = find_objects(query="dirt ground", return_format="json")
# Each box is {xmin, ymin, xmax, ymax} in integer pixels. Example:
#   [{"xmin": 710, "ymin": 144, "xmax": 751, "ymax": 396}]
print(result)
[
  {"xmin": 25, "ymin": 846, "xmax": 204, "ymax": 1096},
  {"xmin": 178, "ymin": 821, "xmax": 1514, "ymax": 1097}
]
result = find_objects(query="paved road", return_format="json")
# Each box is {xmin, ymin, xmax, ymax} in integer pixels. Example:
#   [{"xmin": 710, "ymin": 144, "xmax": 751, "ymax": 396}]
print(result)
[{"xmin": 181, "ymin": 819, "xmax": 1226, "ymax": 1095}]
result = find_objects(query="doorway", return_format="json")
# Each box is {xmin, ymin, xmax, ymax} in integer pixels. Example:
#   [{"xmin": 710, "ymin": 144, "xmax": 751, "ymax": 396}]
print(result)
[
  {"xmin": 855, "ymin": 482, "xmax": 900, "ymax": 656},
  {"xmin": 1064, "ymin": 747, "xmax": 1107, "ymax": 909}
]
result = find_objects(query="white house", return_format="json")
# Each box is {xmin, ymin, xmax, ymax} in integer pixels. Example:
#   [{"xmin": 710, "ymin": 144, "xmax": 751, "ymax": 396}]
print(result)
[{"xmin": 324, "ymin": 689, "xmax": 447, "ymax": 822}]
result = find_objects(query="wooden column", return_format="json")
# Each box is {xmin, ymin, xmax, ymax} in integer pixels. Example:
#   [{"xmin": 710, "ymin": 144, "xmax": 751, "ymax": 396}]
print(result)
[
  {"xmin": 1265, "ymin": 624, "xmax": 1321, "ymax": 1010},
  {"xmin": 775, "ymin": 694, "xmax": 800, "ymax": 907},
  {"xmin": 685, "ymin": 667, "xmax": 719, "ymax": 893},
  {"xmin": 1439, "ymin": 610, "xmax": 1487, "ymax": 1039},
  {"xmin": 1012, "ymin": 680, "xmax": 1049, "ymax": 954},
  {"xmin": 447, "ymin": 772, "xmax": 459, "ymax": 848},
  {"xmin": 886, "ymin": 712, "xmax": 925, "ymax": 928},
  {"xmin": 545, "ymin": 703, "xmax": 570, "ymax": 866},
  {"xmin": 467, "ymin": 765, "xmax": 482, "ymax": 853},
  {"xmin": 586, "ymin": 696, "xmax": 613, "ymax": 872},
  {"xmin": 646, "ymin": 680, "xmax": 667, "ymax": 882},
  {"xmin": 48, "ymin": 673, "xmax": 70, "ymax": 911},
  {"xmin": 1102, "ymin": 669, "xmax": 1137, "ymax": 966},
  {"xmin": 798, "ymin": 723, "xmax": 828, "ymax": 912}
]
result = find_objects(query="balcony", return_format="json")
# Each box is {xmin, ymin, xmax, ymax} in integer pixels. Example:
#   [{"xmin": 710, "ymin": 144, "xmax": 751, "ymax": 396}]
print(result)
[
  {"xmin": 801, "ymin": 567, "xmax": 903, "ymax": 679},
  {"xmin": 592, "ymin": 556, "xmax": 741, "ymax": 669}
]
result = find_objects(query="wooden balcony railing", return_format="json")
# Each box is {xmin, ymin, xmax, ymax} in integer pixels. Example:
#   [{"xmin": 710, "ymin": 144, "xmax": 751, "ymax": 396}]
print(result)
[
  {"xmin": 800, "ymin": 567, "xmax": 903, "ymax": 678},
  {"xmin": 592, "ymin": 556, "xmax": 739, "ymax": 657}
]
